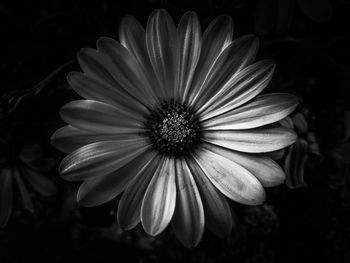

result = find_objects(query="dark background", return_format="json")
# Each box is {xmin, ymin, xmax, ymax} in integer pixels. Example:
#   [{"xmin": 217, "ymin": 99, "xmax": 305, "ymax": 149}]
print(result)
[{"xmin": 1, "ymin": 0, "xmax": 350, "ymax": 262}]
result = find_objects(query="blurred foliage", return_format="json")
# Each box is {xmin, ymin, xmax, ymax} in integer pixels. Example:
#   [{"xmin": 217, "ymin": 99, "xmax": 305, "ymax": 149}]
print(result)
[{"xmin": 1, "ymin": 0, "xmax": 350, "ymax": 262}]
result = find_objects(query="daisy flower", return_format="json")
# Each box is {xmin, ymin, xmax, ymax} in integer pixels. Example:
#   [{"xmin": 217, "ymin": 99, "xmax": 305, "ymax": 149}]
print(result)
[
  {"xmin": 52, "ymin": 9, "xmax": 299, "ymax": 247},
  {"xmin": 0, "ymin": 143, "xmax": 56, "ymax": 228},
  {"xmin": 280, "ymin": 110, "xmax": 320, "ymax": 188}
]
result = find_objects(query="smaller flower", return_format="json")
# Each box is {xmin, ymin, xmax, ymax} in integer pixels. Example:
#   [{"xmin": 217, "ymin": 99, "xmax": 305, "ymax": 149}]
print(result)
[
  {"xmin": 0, "ymin": 143, "xmax": 56, "ymax": 228},
  {"xmin": 280, "ymin": 109, "xmax": 320, "ymax": 188},
  {"xmin": 328, "ymin": 110, "xmax": 350, "ymax": 191}
]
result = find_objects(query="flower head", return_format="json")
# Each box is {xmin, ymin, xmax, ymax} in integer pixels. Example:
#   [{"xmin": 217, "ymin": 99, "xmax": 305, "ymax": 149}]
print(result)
[
  {"xmin": 52, "ymin": 9, "xmax": 298, "ymax": 247},
  {"xmin": 280, "ymin": 109, "xmax": 320, "ymax": 188},
  {"xmin": 0, "ymin": 143, "xmax": 56, "ymax": 228}
]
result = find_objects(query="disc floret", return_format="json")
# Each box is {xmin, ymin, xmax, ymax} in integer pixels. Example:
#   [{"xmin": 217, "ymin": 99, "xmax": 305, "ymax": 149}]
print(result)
[{"xmin": 145, "ymin": 100, "xmax": 202, "ymax": 156}]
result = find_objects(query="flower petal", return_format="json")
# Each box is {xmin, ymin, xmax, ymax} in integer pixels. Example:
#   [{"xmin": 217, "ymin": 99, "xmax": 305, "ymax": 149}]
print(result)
[
  {"xmin": 202, "ymin": 93, "xmax": 299, "ymax": 128},
  {"xmin": 188, "ymin": 15, "xmax": 233, "ymax": 105},
  {"xmin": 265, "ymin": 149, "xmax": 286, "ymax": 160},
  {"xmin": 285, "ymin": 138, "xmax": 308, "ymax": 188},
  {"xmin": 18, "ymin": 145, "xmax": 54, "ymax": 172},
  {"xmin": 177, "ymin": 11, "xmax": 202, "ymax": 102},
  {"xmin": 24, "ymin": 157, "xmax": 55, "ymax": 173},
  {"xmin": 77, "ymin": 151, "xmax": 157, "ymax": 207},
  {"xmin": 0, "ymin": 168, "xmax": 13, "ymax": 228},
  {"xmin": 292, "ymin": 112, "xmax": 308, "ymax": 134},
  {"xmin": 77, "ymin": 48, "xmax": 150, "ymax": 108},
  {"xmin": 96, "ymin": 37, "xmax": 158, "ymax": 107},
  {"xmin": 146, "ymin": 9, "xmax": 179, "ymax": 99},
  {"xmin": 186, "ymin": 157, "xmax": 233, "ymax": 237},
  {"xmin": 172, "ymin": 158, "xmax": 204, "ymax": 247},
  {"xmin": 21, "ymin": 166, "xmax": 56, "ymax": 196},
  {"xmin": 13, "ymin": 168, "xmax": 34, "ymax": 213},
  {"xmin": 203, "ymin": 126, "xmax": 297, "ymax": 153},
  {"xmin": 141, "ymin": 157, "xmax": 176, "ymax": 236},
  {"xmin": 279, "ymin": 116, "xmax": 294, "ymax": 129},
  {"xmin": 200, "ymin": 60, "xmax": 275, "ymax": 120},
  {"xmin": 78, "ymin": 48, "xmax": 118, "ymax": 86},
  {"xmin": 119, "ymin": 15, "xmax": 164, "ymax": 100},
  {"xmin": 51, "ymin": 125, "xmax": 134, "ymax": 154},
  {"xmin": 60, "ymin": 100, "xmax": 144, "ymax": 134},
  {"xmin": 67, "ymin": 72, "xmax": 147, "ymax": 115},
  {"xmin": 59, "ymin": 138, "xmax": 150, "ymax": 181},
  {"xmin": 118, "ymin": 155, "xmax": 163, "ymax": 230},
  {"xmin": 202, "ymin": 142, "xmax": 285, "ymax": 187},
  {"xmin": 18, "ymin": 144, "xmax": 43, "ymax": 163},
  {"xmin": 193, "ymin": 35, "xmax": 259, "ymax": 108},
  {"xmin": 193, "ymin": 147, "xmax": 265, "ymax": 205}
]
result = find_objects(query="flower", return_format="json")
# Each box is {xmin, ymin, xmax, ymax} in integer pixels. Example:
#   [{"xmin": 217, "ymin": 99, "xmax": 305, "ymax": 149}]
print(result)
[
  {"xmin": 280, "ymin": 109, "xmax": 320, "ymax": 188},
  {"xmin": 51, "ymin": 9, "xmax": 299, "ymax": 247},
  {"xmin": 0, "ymin": 143, "xmax": 56, "ymax": 228}
]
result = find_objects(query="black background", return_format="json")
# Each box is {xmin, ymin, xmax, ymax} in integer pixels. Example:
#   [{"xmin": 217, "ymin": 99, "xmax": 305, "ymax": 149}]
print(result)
[{"xmin": 1, "ymin": 0, "xmax": 350, "ymax": 262}]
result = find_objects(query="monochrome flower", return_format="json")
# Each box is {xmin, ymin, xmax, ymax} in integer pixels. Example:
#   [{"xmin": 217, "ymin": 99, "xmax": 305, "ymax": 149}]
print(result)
[
  {"xmin": 0, "ymin": 143, "xmax": 56, "ymax": 228},
  {"xmin": 52, "ymin": 9, "xmax": 298, "ymax": 247},
  {"xmin": 280, "ymin": 110, "xmax": 320, "ymax": 188}
]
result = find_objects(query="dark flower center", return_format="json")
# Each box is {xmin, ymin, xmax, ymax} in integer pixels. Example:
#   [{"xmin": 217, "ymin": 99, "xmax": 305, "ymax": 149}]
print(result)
[{"xmin": 144, "ymin": 100, "xmax": 202, "ymax": 157}]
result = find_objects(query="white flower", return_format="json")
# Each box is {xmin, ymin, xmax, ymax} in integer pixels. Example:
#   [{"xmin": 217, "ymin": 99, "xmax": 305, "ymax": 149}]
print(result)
[{"xmin": 52, "ymin": 9, "xmax": 298, "ymax": 247}]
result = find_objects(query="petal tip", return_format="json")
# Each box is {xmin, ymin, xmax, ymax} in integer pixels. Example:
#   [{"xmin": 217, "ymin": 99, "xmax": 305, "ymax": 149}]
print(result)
[
  {"xmin": 249, "ymin": 187, "xmax": 266, "ymax": 205},
  {"xmin": 265, "ymin": 59, "xmax": 276, "ymax": 69},
  {"xmin": 117, "ymin": 215, "xmax": 135, "ymax": 231},
  {"xmin": 76, "ymin": 188, "xmax": 96, "ymax": 207}
]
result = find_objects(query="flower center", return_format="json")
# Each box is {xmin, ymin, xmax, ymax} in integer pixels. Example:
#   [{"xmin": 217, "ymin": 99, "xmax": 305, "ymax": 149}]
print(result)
[{"xmin": 144, "ymin": 100, "xmax": 202, "ymax": 156}]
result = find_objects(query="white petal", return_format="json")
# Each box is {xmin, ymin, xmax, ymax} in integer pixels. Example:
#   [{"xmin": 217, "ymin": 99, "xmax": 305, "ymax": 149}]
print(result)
[
  {"xmin": 187, "ymin": 15, "xmax": 233, "ymax": 105},
  {"xmin": 119, "ymin": 15, "xmax": 164, "ymax": 101},
  {"xmin": 60, "ymin": 100, "xmax": 144, "ymax": 134},
  {"xmin": 193, "ymin": 147, "xmax": 265, "ymax": 205},
  {"xmin": 172, "ymin": 158, "xmax": 204, "ymax": 247},
  {"xmin": 68, "ymin": 72, "xmax": 147, "ymax": 115},
  {"xmin": 146, "ymin": 9, "xmax": 179, "ymax": 99},
  {"xmin": 118, "ymin": 155, "xmax": 164, "ymax": 230},
  {"xmin": 59, "ymin": 138, "xmax": 150, "ymax": 181},
  {"xmin": 202, "ymin": 142, "xmax": 285, "ymax": 187},
  {"xmin": 177, "ymin": 11, "xmax": 202, "ymax": 102},
  {"xmin": 202, "ymin": 93, "xmax": 299, "ymax": 128},
  {"xmin": 96, "ymin": 37, "xmax": 158, "ymax": 108},
  {"xmin": 141, "ymin": 157, "xmax": 176, "ymax": 236},
  {"xmin": 78, "ymin": 48, "xmax": 118, "ymax": 86},
  {"xmin": 200, "ymin": 60, "xmax": 275, "ymax": 120},
  {"xmin": 77, "ymin": 48, "xmax": 150, "ymax": 108},
  {"xmin": 193, "ymin": 35, "xmax": 259, "ymax": 108},
  {"xmin": 51, "ymin": 125, "xmax": 134, "ymax": 154},
  {"xmin": 186, "ymin": 157, "xmax": 233, "ymax": 237},
  {"xmin": 202, "ymin": 126, "xmax": 297, "ymax": 153},
  {"xmin": 77, "ymin": 151, "xmax": 157, "ymax": 207}
]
